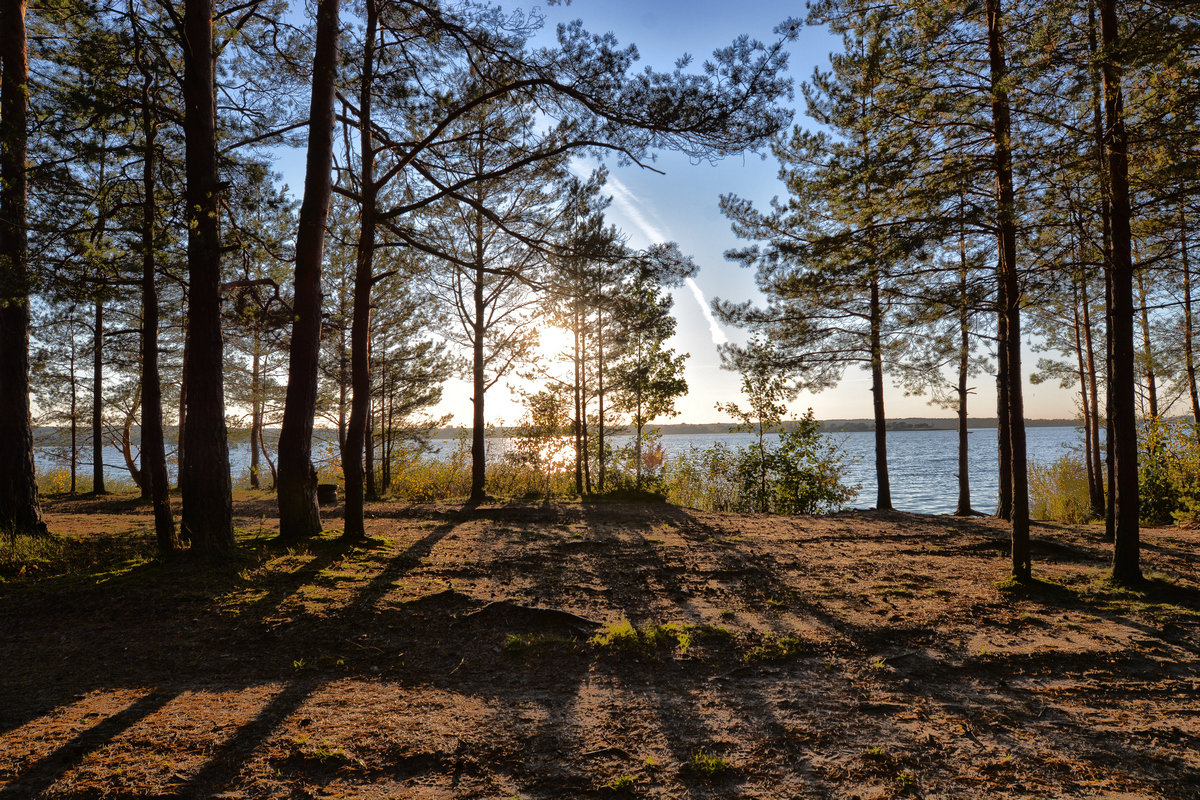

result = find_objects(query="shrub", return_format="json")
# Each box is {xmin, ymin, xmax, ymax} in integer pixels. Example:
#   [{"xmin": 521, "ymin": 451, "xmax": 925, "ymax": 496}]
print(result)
[
  {"xmin": 662, "ymin": 410, "xmax": 856, "ymax": 515},
  {"xmin": 1137, "ymin": 417, "xmax": 1200, "ymax": 525},
  {"xmin": 1029, "ymin": 453, "xmax": 1094, "ymax": 524}
]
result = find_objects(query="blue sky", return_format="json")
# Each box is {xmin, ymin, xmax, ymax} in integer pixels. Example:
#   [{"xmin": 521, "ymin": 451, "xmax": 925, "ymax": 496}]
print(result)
[{"xmin": 275, "ymin": 0, "xmax": 1079, "ymax": 426}]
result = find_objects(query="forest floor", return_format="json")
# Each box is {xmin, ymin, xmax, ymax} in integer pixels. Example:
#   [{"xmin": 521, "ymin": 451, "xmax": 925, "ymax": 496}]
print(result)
[{"xmin": 0, "ymin": 492, "xmax": 1198, "ymax": 799}]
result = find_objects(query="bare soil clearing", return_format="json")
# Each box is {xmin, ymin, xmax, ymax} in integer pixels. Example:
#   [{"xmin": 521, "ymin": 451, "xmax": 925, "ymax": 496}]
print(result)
[{"xmin": 1, "ymin": 492, "xmax": 1197, "ymax": 799}]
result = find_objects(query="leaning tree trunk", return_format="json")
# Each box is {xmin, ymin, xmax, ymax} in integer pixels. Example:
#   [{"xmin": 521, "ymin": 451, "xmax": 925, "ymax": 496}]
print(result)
[
  {"xmin": 136, "ymin": 28, "xmax": 178, "ymax": 551},
  {"xmin": 986, "ymin": 0, "xmax": 1031, "ymax": 582},
  {"xmin": 1072, "ymin": 282, "xmax": 1097, "ymax": 513},
  {"xmin": 1080, "ymin": 266, "xmax": 1106, "ymax": 518},
  {"xmin": 277, "ymin": 0, "xmax": 341, "ymax": 541},
  {"xmin": 343, "ymin": 0, "xmax": 378, "ymax": 543},
  {"xmin": 179, "ymin": 0, "xmax": 234, "ymax": 555},
  {"xmin": 0, "ymin": 0, "xmax": 46, "ymax": 537},
  {"xmin": 1183, "ymin": 210, "xmax": 1200, "ymax": 428},
  {"xmin": 1099, "ymin": 0, "xmax": 1141, "ymax": 584},
  {"xmin": 1135, "ymin": 271, "xmax": 1157, "ymax": 418}
]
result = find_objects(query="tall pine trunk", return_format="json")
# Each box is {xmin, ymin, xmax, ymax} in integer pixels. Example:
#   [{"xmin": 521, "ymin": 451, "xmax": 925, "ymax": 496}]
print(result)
[
  {"xmin": 92, "ymin": 299, "xmax": 107, "ymax": 493},
  {"xmin": 249, "ymin": 336, "xmax": 261, "ymax": 489},
  {"xmin": 343, "ymin": 0, "xmax": 377, "ymax": 542},
  {"xmin": 1099, "ymin": 0, "xmax": 1141, "ymax": 584},
  {"xmin": 1079, "ymin": 258, "xmax": 1106, "ymax": 518},
  {"xmin": 986, "ymin": 0, "xmax": 1031, "ymax": 581},
  {"xmin": 954, "ymin": 251, "xmax": 973, "ymax": 516},
  {"xmin": 995, "ymin": 292, "xmax": 1012, "ymax": 520},
  {"xmin": 1072, "ymin": 281, "xmax": 1096, "ymax": 512},
  {"xmin": 1182, "ymin": 208, "xmax": 1200, "ymax": 427},
  {"xmin": 277, "ymin": 0, "xmax": 340, "ymax": 540},
  {"xmin": 1135, "ymin": 271, "xmax": 1157, "ymax": 417},
  {"xmin": 136, "ymin": 31, "xmax": 177, "ymax": 551},
  {"xmin": 868, "ymin": 272, "xmax": 892, "ymax": 510},
  {"xmin": 469, "ymin": 255, "xmax": 487, "ymax": 504},
  {"xmin": 179, "ymin": 0, "xmax": 234, "ymax": 554},
  {"xmin": 0, "ymin": 0, "xmax": 46, "ymax": 537}
]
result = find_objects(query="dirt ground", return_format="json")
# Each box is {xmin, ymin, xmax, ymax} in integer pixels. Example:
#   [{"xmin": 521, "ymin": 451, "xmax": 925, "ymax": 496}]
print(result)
[{"xmin": 1, "ymin": 492, "xmax": 1198, "ymax": 799}]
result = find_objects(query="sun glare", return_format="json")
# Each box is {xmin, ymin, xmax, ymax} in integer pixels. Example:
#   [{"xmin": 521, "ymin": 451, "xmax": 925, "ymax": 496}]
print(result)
[{"xmin": 537, "ymin": 325, "xmax": 576, "ymax": 358}]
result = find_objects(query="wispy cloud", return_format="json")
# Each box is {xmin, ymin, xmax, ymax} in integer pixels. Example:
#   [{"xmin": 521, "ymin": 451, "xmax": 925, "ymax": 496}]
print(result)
[
  {"xmin": 605, "ymin": 175, "xmax": 669, "ymax": 245},
  {"xmin": 686, "ymin": 277, "xmax": 729, "ymax": 346},
  {"xmin": 588, "ymin": 170, "xmax": 729, "ymax": 347}
]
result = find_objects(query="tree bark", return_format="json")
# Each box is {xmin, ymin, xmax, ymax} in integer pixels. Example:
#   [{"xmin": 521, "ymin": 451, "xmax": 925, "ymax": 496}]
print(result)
[
  {"xmin": 1099, "ymin": 0, "xmax": 1141, "ymax": 584},
  {"xmin": 573, "ymin": 317, "xmax": 583, "ymax": 496},
  {"xmin": 343, "ymin": 0, "xmax": 377, "ymax": 542},
  {"xmin": 1080, "ymin": 269, "xmax": 1105, "ymax": 518},
  {"xmin": 1135, "ymin": 271, "xmax": 1157, "ymax": 418},
  {"xmin": 986, "ymin": 0, "xmax": 1031, "ymax": 581},
  {"xmin": 995, "ymin": 290, "xmax": 1012, "ymax": 520},
  {"xmin": 179, "ymin": 0, "xmax": 234, "ymax": 554},
  {"xmin": 1183, "ymin": 208, "xmax": 1200, "ymax": 428},
  {"xmin": 868, "ymin": 272, "xmax": 892, "ymax": 511},
  {"xmin": 277, "ymin": 0, "xmax": 340, "ymax": 541},
  {"xmin": 954, "ymin": 255, "xmax": 973, "ymax": 516},
  {"xmin": 469, "ymin": 253, "xmax": 487, "ymax": 503},
  {"xmin": 135, "ymin": 28, "xmax": 177, "ymax": 550},
  {"xmin": 249, "ymin": 331, "xmax": 261, "ymax": 489},
  {"xmin": 0, "ymin": 0, "xmax": 47, "ymax": 537},
  {"xmin": 92, "ymin": 298, "xmax": 107, "ymax": 494},
  {"xmin": 1071, "ymin": 281, "xmax": 1096, "ymax": 513},
  {"xmin": 1091, "ymin": 0, "xmax": 1117, "ymax": 543}
]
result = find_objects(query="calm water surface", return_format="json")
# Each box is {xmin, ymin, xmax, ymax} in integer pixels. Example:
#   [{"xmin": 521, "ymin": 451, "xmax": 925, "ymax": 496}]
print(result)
[{"xmin": 40, "ymin": 425, "xmax": 1083, "ymax": 516}]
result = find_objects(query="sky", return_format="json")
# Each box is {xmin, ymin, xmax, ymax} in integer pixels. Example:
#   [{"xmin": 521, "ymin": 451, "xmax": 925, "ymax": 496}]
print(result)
[{"xmin": 276, "ymin": 0, "xmax": 1080, "ymax": 428}]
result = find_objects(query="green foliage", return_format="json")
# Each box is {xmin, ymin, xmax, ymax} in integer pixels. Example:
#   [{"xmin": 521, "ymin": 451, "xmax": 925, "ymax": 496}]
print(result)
[
  {"xmin": 683, "ymin": 752, "xmax": 733, "ymax": 779},
  {"xmin": 661, "ymin": 441, "xmax": 741, "ymax": 511},
  {"xmin": 1136, "ymin": 417, "xmax": 1200, "ymax": 525},
  {"xmin": 588, "ymin": 619, "xmax": 731, "ymax": 656},
  {"xmin": 502, "ymin": 632, "xmax": 577, "ymax": 656},
  {"xmin": 663, "ymin": 411, "xmax": 856, "ymax": 515},
  {"xmin": 771, "ymin": 413, "xmax": 858, "ymax": 514},
  {"xmin": 1029, "ymin": 453, "xmax": 1095, "ymax": 524},
  {"xmin": 605, "ymin": 774, "xmax": 637, "ymax": 791},
  {"xmin": 743, "ymin": 633, "xmax": 809, "ymax": 663},
  {"xmin": 507, "ymin": 386, "xmax": 574, "ymax": 498}
]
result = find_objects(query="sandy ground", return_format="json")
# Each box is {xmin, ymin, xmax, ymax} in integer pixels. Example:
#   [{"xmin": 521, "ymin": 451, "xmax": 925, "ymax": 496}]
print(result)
[{"xmin": 0, "ymin": 493, "xmax": 1197, "ymax": 799}]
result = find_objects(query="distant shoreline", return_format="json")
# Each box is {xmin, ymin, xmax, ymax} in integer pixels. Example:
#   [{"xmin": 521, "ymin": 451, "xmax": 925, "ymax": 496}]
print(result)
[
  {"xmin": 33, "ymin": 417, "xmax": 1081, "ymax": 442},
  {"xmin": 426, "ymin": 417, "xmax": 1080, "ymax": 438}
]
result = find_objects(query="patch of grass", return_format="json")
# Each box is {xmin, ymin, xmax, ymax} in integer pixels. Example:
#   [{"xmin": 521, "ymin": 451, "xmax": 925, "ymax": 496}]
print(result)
[
  {"xmin": 502, "ymin": 632, "xmax": 578, "ymax": 656},
  {"xmin": 606, "ymin": 773, "xmax": 637, "ymax": 791},
  {"xmin": 0, "ymin": 530, "xmax": 155, "ymax": 583},
  {"xmin": 761, "ymin": 586, "xmax": 805, "ymax": 609},
  {"xmin": 744, "ymin": 633, "xmax": 810, "ymax": 663},
  {"xmin": 864, "ymin": 746, "xmax": 887, "ymax": 762},
  {"xmin": 589, "ymin": 620, "xmax": 731, "ymax": 656},
  {"xmin": 871, "ymin": 582, "xmax": 914, "ymax": 597},
  {"xmin": 682, "ymin": 752, "xmax": 733, "ymax": 779},
  {"xmin": 290, "ymin": 734, "xmax": 349, "ymax": 764}
]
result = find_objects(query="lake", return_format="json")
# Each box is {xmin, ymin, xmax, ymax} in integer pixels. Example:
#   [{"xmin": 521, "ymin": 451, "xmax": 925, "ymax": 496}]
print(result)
[{"xmin": 39, "ymin": 425, "xmax": 1083, "ymax": 515}]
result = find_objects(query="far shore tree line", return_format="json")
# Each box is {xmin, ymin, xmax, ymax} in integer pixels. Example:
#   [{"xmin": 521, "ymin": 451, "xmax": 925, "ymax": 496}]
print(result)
[{"xmin": 1, "ymin": 0, "xmax": 1198, "ymax": 590}]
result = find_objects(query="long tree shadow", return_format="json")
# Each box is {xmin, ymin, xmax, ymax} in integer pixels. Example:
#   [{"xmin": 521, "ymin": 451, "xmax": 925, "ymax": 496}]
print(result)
[
  {"xmin": 0, "ymin": 516, "xmax": 465, "ymax": 797},
  {"xmin": 0, "ymin": 689, "xmax": 178, "ymax": 798}
]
